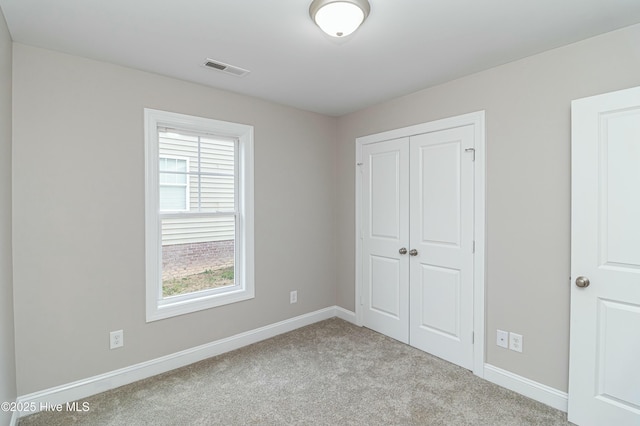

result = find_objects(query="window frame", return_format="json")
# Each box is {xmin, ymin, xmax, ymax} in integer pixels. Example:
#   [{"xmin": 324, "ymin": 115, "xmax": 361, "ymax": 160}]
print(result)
[{"xmin": 144, "ymin": 108, "xmax": 254, "ymax": 322}]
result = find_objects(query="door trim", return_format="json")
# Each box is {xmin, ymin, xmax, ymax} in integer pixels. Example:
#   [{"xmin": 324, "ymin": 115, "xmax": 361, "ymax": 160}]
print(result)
[{"xmin": 355, "ymin": 111, "xmax": 486, "ymax": 377}]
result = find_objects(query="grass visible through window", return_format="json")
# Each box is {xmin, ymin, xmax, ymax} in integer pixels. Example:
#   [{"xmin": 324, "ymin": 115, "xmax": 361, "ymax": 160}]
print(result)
[{"xmin": 163, "ymin": 266, "xmax": 234, "ymax": 297}]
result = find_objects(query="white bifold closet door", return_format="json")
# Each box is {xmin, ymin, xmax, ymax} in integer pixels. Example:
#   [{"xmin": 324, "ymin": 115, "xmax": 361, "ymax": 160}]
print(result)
[{"xmin": 362, "ymin": 125, "xmax": 475, "ymax": 370}]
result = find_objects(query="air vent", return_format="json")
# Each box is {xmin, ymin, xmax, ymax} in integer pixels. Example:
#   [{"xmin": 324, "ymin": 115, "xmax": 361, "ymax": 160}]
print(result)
[{"xmin": 203, "ymin": 59, "xmax": 250, "ymax": 77}]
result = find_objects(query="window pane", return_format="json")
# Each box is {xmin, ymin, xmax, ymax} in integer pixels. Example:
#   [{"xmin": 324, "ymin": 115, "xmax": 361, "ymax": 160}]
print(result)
[
  {"xmin": 160, "ymin": 185, "xmax": 187, "ymax": 211},
  {"xmin": 161, "ymin": 215, "xmax": 235, "ymax": 298},
  {"xmin": 159, "ymin": 158, "xmax": 188, "ymax": 184},
  {"xmin": 160, "ymin": 172, "xmax": 187, "ymax": 185},
  {"xmin": 200, "ymin": 137, "xmax": 235, "ymax": 174},
  {"xmin": 159, "ymin": 132, "xmax": 198, "ymax": 159},
  {"xmin": 159, "ymin": 171, "xmax": 172, "ymax": 184},
  {"xmin": 193, "ymin": 174, "xmax": 235, "ymax": 212}
]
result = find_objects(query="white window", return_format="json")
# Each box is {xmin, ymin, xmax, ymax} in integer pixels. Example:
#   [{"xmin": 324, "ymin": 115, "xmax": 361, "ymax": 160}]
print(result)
[
  {"xmin": 159, "ymin": 156, "xmax": 189, "ymax": 212},
  {"xmin": 145, "ymin": 109, "xmax": 254, "ymax": 322}
]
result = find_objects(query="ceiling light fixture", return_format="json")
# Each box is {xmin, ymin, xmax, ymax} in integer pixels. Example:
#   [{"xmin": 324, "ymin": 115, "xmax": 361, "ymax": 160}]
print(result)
[{"xmin": 309, "ymin": 0, "xmax": 370, "ymax": 38}]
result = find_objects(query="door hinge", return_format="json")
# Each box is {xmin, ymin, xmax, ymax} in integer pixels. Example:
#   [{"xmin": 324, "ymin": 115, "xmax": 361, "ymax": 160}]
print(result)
[
  {"xmin": 465, "ymin": 147, "xmax": 475, "ymax": 161},
  {"xmin": 472, "ymin": 240, "xmax": 475, "ymax": 253},
  {"xmin": 472, "ymin": 332, "xmax": 475, "ymax": 344}
]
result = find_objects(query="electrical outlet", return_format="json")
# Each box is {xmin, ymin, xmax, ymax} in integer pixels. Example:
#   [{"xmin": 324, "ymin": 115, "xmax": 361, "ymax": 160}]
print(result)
[
  {"xmin": 290, "ymin": 290, "xmax": 297, "ymax": 304},
  {"xmin": 496, "ymin": 329, "xmax": 508, "ymax": 348},
  {"xmin": 509, "ymin": 332, "xmax": 523, "ymax": 353},
  {"xmin": 110, "ymin": 330, "xmax": 124, "ymax": 349}
]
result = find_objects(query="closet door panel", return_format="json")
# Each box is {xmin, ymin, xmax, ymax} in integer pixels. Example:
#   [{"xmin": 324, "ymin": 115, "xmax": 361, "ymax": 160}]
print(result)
[
  {"xmin": 361, "ymin": 138, "xmax": 410, "ymax": 343},
  {"xmin": 409, "ymin": 126, "xmax": 475, "ymax": 370}
]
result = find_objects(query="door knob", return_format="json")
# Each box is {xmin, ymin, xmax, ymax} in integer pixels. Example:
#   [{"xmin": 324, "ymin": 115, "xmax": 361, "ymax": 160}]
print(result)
[
  {"xmin": 575, "ymin": 276, "xmax": 590, "ymax": 288},
  {"xmin": 399, "ymin": 247, "xmax": 407, "ymax": 255},
  {"xmin": 409, "ymin": 249, "xmax": 418, "ymax": 256}
]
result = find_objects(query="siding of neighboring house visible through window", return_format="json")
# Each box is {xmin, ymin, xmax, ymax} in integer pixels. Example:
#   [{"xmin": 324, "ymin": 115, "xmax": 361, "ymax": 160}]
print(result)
[{"xmin": 159, "ymin": 131, "xmax": 235, "ymax": 246}]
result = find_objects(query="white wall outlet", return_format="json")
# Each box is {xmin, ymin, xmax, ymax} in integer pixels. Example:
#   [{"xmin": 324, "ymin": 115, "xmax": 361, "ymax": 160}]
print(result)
[
  {"xmin": 509, "ymin": 332, "xmax": 523, "ymax": 353},
  {"xmin": 496, "ymin": 329, "xmax": 508, "ymax": 348},
  {"xmin": 110, "ymin": 330, "xmax": 124, "ymax": 349},
  {"xmin": 290, "ymin": 290, "xmax": 297, "ymax": 304}
]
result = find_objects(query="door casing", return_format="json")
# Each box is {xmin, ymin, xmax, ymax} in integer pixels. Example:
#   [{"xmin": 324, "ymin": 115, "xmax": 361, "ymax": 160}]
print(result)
[{"xmin": 355, "ymin": 111, "xmax": 486, "ymax": 377}]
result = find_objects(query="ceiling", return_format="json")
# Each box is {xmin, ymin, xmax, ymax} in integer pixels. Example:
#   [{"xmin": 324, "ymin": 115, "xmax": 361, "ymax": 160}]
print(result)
[{"xmin": 2, "ymin": 0, "xmax": 640, "ymax": 116}]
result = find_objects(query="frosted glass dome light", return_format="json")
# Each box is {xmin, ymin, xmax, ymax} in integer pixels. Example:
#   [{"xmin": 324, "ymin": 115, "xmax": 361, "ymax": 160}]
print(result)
[{"xmin": 310, "ymin": 0, "xmax": 371, "ymax": 38}]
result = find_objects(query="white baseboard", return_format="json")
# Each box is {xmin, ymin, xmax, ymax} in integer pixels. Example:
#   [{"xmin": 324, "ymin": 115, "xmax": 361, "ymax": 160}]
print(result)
[
  {"xmin": 334, "ymin": 306, "xmax": 356, "ymax": 324},
  {"xmin": 15, "ymin": 306, "xmax": 347, "ymax": 419},
  {"xmin": 9, "ymin": 410, "xmax": 18, "ymax": 426},
  {"xmin": 483, "ymin": 364, "xmax": 568, "ymax": 412}
]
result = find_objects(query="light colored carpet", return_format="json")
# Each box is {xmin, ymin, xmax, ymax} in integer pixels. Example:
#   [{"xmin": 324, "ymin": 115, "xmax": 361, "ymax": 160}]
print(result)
[{"xmin": 19, "ymin": 318, "xmax": 572, "ymax": 425}]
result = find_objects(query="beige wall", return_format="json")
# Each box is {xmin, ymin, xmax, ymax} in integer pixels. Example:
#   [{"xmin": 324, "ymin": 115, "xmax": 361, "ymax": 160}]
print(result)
[
  {"xmin": 9, "ymin": 19, "xmax": 640, "ymax": 400},
  {"xmin": 336, "ymin": 24, "xmax": 640, "ymax": 392},
  {"xmin": 12, "ymin": 44, "xmax": 338, "ymax": 394},
  {"xmin": 0, "ymin": 6, "xmax": 16, "ymax": 425}
]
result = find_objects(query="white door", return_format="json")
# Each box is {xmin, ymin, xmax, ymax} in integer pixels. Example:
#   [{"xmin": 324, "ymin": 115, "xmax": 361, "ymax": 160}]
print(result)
[
  {"xmin": 569, "ymin": 86, "xmax": 640, "ymax": 426},
  {"xmin": 360, "ymin": 125, "xmax": 475, "ymax": 370},
  {"xmin": 361, "ymin": 138, "xmax": 410, "ymax": 343},
  {"xmin": 409, "ymin": 126, "xmax": 475, "ymax": 370}
]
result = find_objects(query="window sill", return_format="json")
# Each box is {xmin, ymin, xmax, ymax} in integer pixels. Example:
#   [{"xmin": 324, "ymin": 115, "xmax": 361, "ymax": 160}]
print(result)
[{"xmin": 146, "ymin": 287, "xmax": 254, "ymax": 322}]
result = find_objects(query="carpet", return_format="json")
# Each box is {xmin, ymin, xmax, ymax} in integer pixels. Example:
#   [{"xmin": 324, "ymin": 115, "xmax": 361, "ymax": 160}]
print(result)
[{"xmin": 19, "ymin": 318, "xmax": 572, "ymax": 425}]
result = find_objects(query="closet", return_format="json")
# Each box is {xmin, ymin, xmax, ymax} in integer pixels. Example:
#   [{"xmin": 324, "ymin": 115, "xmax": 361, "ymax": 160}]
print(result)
[{"xmin": 356, "ymin": 112, "xmax": 484, "ymax": 370}]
